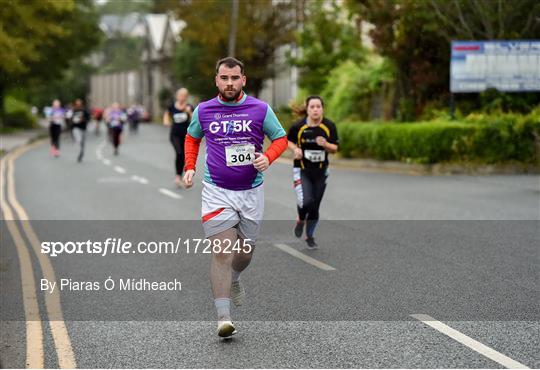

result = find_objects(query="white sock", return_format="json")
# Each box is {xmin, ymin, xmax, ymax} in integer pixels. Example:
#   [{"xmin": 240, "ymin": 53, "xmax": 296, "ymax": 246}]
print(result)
[
  {"xmin": 231, "ymin": 269, "xmax": 241, "ymax": 282},
  {"xmin": 215, "ymin": 298, "xmax": 231, "ymax": 319}
]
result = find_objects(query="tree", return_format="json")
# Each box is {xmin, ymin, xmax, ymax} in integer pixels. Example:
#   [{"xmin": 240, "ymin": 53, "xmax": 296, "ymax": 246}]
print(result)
[
  {"xmin": 290, "ymin": 0, "xmax": 366, "ymax": 94},
  {"xmin": 429, "ymin": 0, "xmax": 540, "ymax": 41},
  {"xmin": 429, "ymin": 0, "xmax": 540, "ymax": 115},
  {"xmin": 346, "ymin": 0, "xmax": 540, "ymax": 119},
  {"xmin": 0, "ymin": 0, "xmax": 101, "ymax": 123},
  {"xmin": 27, "ymin": 59, "xmax": 97, "ymax": 109},
  {"xmin": 94, "ymin": 0, "xmax": 151, "ymax": 75},
  {"xmin": 99, "ymin": 36, "xmax": 145, "ymax": 74},
  {"xmin": 173, "ymin": 41, "xmax": 215, "ymax": 98},
  {"xmin": 346, "ymin": 0, "xmax": 448, "ymax": 120},
  {"xmin": 161, "ymin": 0, "xmax": 295, "ymax": 99}
]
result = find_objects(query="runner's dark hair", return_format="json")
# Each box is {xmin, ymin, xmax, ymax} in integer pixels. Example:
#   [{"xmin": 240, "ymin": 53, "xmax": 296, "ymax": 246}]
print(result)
[
  {"xmin": 215, "ymin": 57, "xmax": 245, "ymax": 74},
  {"xmin": 291, "ymin": 95, "xmax": 324, "ymax": 118}
]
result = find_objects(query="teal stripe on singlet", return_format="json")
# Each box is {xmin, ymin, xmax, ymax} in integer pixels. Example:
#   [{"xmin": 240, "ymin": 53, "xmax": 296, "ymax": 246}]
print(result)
[
  {"xmin": 251, "ymin": 104, "xmax": 286, "ymax": 187},
  {"xmin": 187, "ymin": 106, "xmax": 214, "ymax": 184}
]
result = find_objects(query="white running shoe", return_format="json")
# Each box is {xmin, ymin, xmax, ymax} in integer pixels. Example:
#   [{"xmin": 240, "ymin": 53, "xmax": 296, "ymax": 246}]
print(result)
[
  {"xmin": 217, "ymin": 319, "xmax": 237, "ymax": 338},
  {"xmin": 231, "ymin": 280, "xmax": 246, "ymax": 307}
]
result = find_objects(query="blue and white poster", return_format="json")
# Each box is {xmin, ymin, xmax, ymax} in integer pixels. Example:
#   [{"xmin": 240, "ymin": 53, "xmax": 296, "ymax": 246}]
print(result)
[{"xmin": 450, "ymin": 40, "xmax": 540, "ymax": 92}]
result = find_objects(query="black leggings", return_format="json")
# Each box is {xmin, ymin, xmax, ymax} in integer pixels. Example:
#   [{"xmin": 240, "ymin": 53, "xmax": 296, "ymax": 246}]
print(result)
[
  {"xmin": 109, "ymin": 127, "xmax": 122, "ymax": 148},
  {"xmin": 170, "ymin": 130, "xmax": 187, "ymax": 176},
  {"xmin": 129, "ymin": 119, "xmax": 139, "ymax": 132},
  {"xmin": 49, "ymin": 124, "xmax": 61, "ymax": 149},
  {"xmin": 294, "ymin": 168, "xmax": 327, "ymax": 237}
]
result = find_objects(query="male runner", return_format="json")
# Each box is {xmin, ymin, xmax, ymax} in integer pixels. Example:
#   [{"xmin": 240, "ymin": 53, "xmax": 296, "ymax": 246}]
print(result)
[
  {"xmin": 70, "ymin": 99, "xmax": 91, "ymax": 162},
  {"xmin": 127, "ymin": 103, "xmax": 143, "ymax": 133},
  {"xmin": 183, "ymin": 57, "xmax": 288, "ymax": 338}
]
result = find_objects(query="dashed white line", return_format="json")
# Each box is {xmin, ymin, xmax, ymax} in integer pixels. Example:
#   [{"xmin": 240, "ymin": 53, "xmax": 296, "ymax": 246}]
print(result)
[
  {"xmin": 131, "ymin": 175, "xmax": 149, "ymax": 184},
  {"xmin": 97, "ymin": 177, "xmax": 132, "ymax": 184},
  {"xmin": 102, "ymin": 159, "xmax": 111, "ymax": 166},
  {"xmin": 411, "ymin": 314, "xmax": 529, "ymax": 369},
  {"xmin": 114, "ymin": 166, "xmax": 126, "ymax": 174},
  {"xmin": 273, "ymin": 243, "xmax": 336, "ymax": 271},
  {"xmin": 159, "ymin": 188, "xmax": 183, "ymax": 199},
  {"xmin": 95, "ymin": 140, "xmax": 106, "ymax": 159}
]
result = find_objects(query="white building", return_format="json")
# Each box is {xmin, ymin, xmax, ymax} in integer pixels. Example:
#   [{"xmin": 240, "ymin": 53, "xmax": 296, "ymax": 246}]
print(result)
[{"xmin": 89, "ymin": 13, "xmax": 185, "ymax": 116}]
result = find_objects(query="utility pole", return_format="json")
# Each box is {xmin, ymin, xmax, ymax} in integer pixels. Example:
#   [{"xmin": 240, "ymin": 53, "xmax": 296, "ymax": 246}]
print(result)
[{"xmin": 228, "ymin": 0, "xmax": 239, "ymax": 57}]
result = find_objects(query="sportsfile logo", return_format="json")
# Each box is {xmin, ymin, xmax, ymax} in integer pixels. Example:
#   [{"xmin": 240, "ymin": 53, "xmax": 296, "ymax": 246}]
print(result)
[{"xmin": 209, "ymin": 120, "xmax": 252, "ymax": 134}]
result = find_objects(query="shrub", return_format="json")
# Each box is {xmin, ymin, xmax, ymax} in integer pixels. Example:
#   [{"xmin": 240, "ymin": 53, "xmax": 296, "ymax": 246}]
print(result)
[
  {"xmin": 337, "ymin": 111, "xmax": 540, "ymax": 164},
  {"xmin": 3, "ymin": 96, "xmax": 37, "ymax": 129},
  {"xmin": 322, "ymin": 56, "xmax": 395, "ymax": 122}
]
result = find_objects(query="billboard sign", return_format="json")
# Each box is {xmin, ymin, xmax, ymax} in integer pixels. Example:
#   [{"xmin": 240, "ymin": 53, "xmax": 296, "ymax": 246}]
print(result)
[{"xmin": 450, "ymin": 40, "xmax": 540, "ymax": 92}]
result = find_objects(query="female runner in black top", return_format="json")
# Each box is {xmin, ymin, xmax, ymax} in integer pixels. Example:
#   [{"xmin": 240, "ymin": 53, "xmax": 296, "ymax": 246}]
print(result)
[
  {"xmin": 287, "ymin": 96, "xmax": 339, "ymax": 249},
  {"xmin": 163, "ymin": 88, "xmax": 192, "ymax": 187}
]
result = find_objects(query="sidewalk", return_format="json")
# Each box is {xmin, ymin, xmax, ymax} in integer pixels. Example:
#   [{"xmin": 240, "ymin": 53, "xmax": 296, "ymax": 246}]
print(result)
[
  {"xmin": 276, "ymin": 151, "xmax": 539, "ymax": 175},
  {"xmin": 0, "ymin": 128, "xmax": 47, "ymax": 156}
]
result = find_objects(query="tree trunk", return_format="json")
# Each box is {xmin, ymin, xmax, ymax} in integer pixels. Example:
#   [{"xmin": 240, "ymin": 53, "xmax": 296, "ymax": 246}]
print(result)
[
  {"xmin": 251, "ymin": 78, "xmax": 263, "ymax": 99},
  {"xmin": 228, "ymin": 0, "xmax": 239, "ymax": 57},
  {"xmin": 0, "ymin": 80, "xmax": 5, "ymax": 128}
]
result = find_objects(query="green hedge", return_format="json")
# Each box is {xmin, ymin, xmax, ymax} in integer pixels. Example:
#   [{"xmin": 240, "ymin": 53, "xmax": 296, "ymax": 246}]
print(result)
[
  {"xmin": 337, "ymin": 111, "xmax": 540, "ymax": 164},
  {"xmin": 3, "ymin": 96, "xmax": 37, "ymax": 129}
]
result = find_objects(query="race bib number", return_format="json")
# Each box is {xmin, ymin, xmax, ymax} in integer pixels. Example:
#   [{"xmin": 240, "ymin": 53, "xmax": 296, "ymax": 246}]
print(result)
[
  {"xmin": 225, "ymin": 144, "xmax": 255, "ymax": 166},
  {"xmin": 173, "ymin": 112, "xmax": 188, "ymax": 123},
  {"xmin": 304, "ymin": 150, "xmax": 325, "ymax": 163},
  {"xmin": 72, "ymin": 115, "xmax": 81, "ymax": 123}
]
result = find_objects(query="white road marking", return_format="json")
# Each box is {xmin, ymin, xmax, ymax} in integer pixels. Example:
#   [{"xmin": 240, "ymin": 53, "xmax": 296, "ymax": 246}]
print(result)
[
  {"xmin": 102, "ymin": 159, "xmax": 111, "ymax": 166},
  {"xmin": 273, "ymin": 243, "xmax": 336, "ymax": 271},
  {"xmin": 159, "ymin": 188, "xmax": 183, "ymax": 199},
  {"xmin": 114, "ymin": 166, "xmax": 126, "ymax": 174},
  {"xmin": 131, "ymin": 175, "xmax": 149, "ymax": 184},
  {"xmin": 97, "ymin": 177, "xmax": 133, "ymax": 184},
  {"xmin": 95, "ymin": 140, "xmax": 106, "ymax": 159},
  {"xmin": 411, "ymin": 314, "xmax": 529, "ymax": 369}
]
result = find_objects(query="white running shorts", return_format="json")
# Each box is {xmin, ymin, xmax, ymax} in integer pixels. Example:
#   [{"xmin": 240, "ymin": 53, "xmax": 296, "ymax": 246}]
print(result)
[{"xmin": 201, "ymin": 181, "xmax": 264, "ymax": 241}]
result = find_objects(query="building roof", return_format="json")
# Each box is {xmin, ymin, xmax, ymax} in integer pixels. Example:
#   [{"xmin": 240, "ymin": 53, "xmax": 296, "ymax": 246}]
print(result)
[
  {"xmin": 145, "ymin": 14, "xmax": 168, "ymax": 51},
  {"xmin": 99, "ymin": 13, "xmax": 184, "ymax": 49},
  {"xmin": 99, "ymin": 13, "xmax": 142, "ymax": 36}
]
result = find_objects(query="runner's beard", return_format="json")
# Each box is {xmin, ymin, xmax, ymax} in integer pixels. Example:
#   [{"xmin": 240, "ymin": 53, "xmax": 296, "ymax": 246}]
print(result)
[{"xmin": 219, "ymin": 88, "xmax": 241, "ymax": 102}]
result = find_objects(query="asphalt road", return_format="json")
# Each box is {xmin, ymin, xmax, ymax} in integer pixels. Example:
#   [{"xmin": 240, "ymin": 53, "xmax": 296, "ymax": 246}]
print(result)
[{"xmin": 1, "ymin": 123, "xmax": 539, "ymax": 368}]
